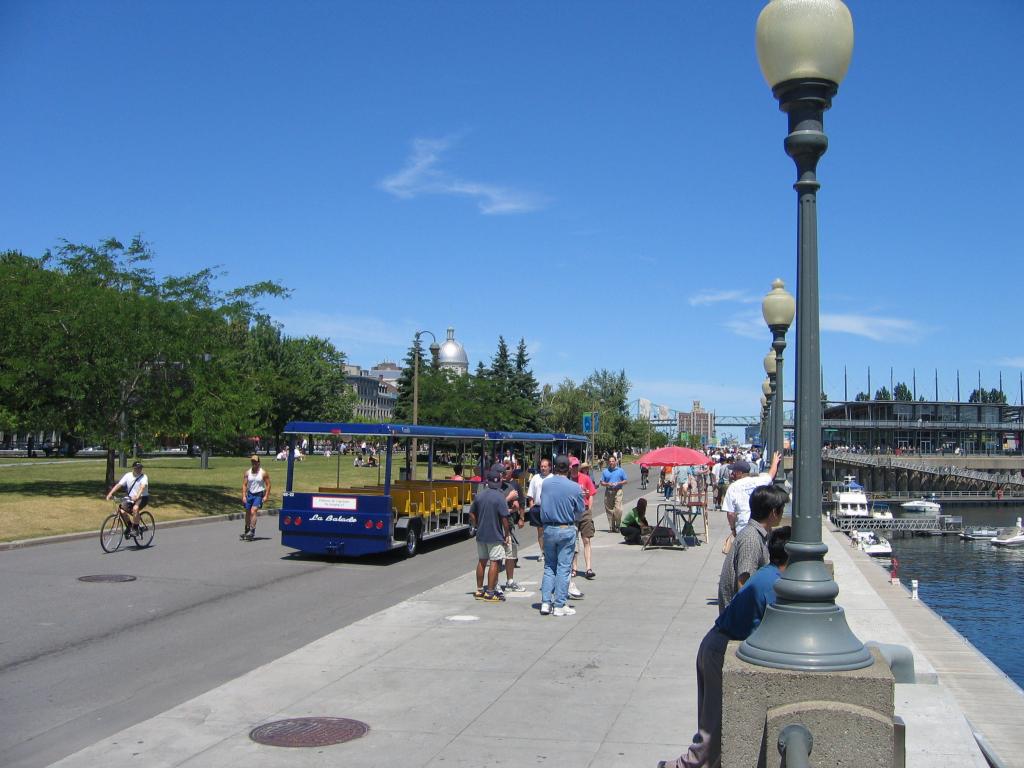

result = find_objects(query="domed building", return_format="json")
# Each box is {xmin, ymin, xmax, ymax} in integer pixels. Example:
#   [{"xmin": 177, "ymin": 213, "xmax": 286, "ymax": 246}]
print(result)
[{"xmin": 437, "ymin": 327, "xmax": 469, "ymax": 376}]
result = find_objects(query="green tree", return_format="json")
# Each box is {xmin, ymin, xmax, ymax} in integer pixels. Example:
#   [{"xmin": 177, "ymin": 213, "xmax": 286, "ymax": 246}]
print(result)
[
  {"xmin": 512, "ymin": 338, "xmax": 541, "ymax": 431},
  {"xmin": 258, "ymin": 332, "xmax": 356, "ymax": 445},
  {"xmin": 874, "ymin": 386, "xmax": 893, "ymax": 401},
  {"xmin": 968, "ymin": 387, "xmax": 1007, "ymax": 404},
  {"xmin": 893, "ymin": 382, "xmax": 913, "ymax": 401},
  {"xmin": 0, "ymin": 238, "xmax": 289, "ymax": 482},
  {"xmin": 854, "ymin": 392, "xmax": 870, "ymax": 401}
]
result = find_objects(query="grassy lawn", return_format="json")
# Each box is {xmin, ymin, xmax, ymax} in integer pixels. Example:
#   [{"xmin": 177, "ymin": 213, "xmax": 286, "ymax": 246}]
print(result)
[{"xmin": 0, "ymin": 454, "xmax": 457, "ymax": 542}]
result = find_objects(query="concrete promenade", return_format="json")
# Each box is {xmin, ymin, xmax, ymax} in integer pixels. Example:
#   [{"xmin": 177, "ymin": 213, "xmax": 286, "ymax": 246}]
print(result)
[{"xmin": 50, "ymin": 489, "xmax": 1018, "ymax": 768}]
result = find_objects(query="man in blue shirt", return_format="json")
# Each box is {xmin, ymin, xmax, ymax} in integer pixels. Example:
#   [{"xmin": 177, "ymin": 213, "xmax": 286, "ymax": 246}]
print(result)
[
  {"xmin": 658, "ymin": 525, "xmax": 791, "ymax": 768},
  {"xmin": 539, "ymin": 455, "xmax": 585, "ymax": 616},
  {"xmin": 600, "ymin": 454, "xmax": 628, "ymax": 532}
]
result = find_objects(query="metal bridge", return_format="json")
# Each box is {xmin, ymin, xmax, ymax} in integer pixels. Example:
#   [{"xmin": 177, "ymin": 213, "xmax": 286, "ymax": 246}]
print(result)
[{"xmin": 629, "ymin": 398, "xmax": 776, "ymax": 430}]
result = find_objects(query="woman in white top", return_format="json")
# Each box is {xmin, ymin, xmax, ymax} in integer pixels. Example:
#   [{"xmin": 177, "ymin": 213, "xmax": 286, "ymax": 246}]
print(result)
[{"xmin": 241, "ymin": 455, "xmax": 271, "ymax": 541}]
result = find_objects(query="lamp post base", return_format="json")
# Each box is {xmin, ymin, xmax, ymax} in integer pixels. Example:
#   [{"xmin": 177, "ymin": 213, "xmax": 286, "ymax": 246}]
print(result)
[{"xmin": 738, "ymin": 600, "xmax": 874, "ymax": 671}]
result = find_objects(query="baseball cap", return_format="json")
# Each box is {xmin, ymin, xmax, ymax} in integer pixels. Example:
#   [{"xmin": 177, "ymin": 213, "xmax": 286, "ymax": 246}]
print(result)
[
  {"xmin": 569, "ymin": 456, "xmax": 580, "ymax": 467},
  {"xmin": 485, "ymin": 465, "xmax": 504, "ymax": 487},
  {"xmin": 132, "ymin": 461, "xmax": 143, "ymax": 469},
  {"xmin": 728, "ymin": 460, "xmax": 751, "ymax": 474},
  {"xmin": 553, "ymin": 455, "xmax": 571, "ymax": 471}
]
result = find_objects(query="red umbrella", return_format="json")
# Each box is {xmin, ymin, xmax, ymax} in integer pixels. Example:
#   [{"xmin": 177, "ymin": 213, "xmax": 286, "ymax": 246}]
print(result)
[{"xmin": 635, "ymin": 446, "xmax": 713, "ymax": 468}]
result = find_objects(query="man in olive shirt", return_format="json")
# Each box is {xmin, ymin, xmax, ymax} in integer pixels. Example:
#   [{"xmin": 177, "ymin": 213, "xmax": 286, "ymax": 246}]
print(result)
[{"xmin": 717, "ymin": 484, "xmax": 788, "ymax": 613}]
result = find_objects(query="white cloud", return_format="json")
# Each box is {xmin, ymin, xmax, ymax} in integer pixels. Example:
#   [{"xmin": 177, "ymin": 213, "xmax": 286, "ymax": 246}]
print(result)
[
  {"xmin": 998, "ymin": 356, "xmax": 1024, "ymax": 368},
  {"xmin": 689, "ymin": 289, "xmax": 755, "ymax": 306},
  {"xmin": 723, "ymin": 310, "xmax": 767, "ymax": 340},
  {"xmin": 276, "ymin": 311, "xmax": 411, "ymax": 356},
  {"xmin": 526, "ymin": 339, "xmax": 542, "ymax": 356},
  {"xmin": 380, "ymin": 137, "xmax": 543, "ymax": 215},
  {"xmin": 820, "ymin": 313, "xmax": 924, "ymax": 343}
]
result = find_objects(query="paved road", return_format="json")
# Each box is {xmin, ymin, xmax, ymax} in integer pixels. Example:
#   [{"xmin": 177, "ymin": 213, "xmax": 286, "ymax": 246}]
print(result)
[{"xmin": 0, "ymin": 463, "xmax": 644, "ymax": 768}]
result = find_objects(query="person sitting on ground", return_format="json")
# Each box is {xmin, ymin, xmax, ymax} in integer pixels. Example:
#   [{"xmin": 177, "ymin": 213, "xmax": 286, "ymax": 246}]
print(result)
[
  {"xmin": 619, "ymin": 497, "xmax": 650, "ymax": 545},
  {"xmin": 717, "ymin": 484, "xmax": 788, "ymax": 613},
  {"xmin": 659, "ymin": 525, "xmax": 792, "ymax": 768}
]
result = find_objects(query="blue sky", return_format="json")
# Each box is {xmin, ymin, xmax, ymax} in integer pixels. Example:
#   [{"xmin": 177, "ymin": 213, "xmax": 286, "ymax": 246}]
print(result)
[{"xmin": 3, "ymin": 1, "xmax": 1023, "ymax": 435}]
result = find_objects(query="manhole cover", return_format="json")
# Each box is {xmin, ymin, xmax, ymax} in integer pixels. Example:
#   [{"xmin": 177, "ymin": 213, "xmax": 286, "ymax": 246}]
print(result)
[
  {"xmin": 249, "ymin": 717, "xmax": 369, "ymax": 747},
  {"xmin": 78, "ymin": 574, "xmax": 137, "ymax": 583}
]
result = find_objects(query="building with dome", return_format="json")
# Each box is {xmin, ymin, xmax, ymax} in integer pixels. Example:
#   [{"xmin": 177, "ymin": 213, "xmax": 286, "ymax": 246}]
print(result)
[{"xmin": 437, "ymin": 326, "xmax": 469, "ymax": 376}]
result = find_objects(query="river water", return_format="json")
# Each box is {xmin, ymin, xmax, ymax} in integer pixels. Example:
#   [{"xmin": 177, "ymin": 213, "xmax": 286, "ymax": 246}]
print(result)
[{"xmin": 862, "ymin": 505, "xmax": 1024, "ymax": 689}]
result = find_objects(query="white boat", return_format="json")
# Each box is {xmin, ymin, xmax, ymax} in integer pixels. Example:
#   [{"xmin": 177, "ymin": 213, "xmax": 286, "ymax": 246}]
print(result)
[
  {"xmin": 959, "ymin": 526, "xmax": 999, "ymax": 541},
  {"xmin": 856, "ymin": 531, "xmax": 893, "ymax": 557},
  {"xmin": 901, "ymin": 499, "xmax": 942, "ymax": 514},
  {"xmin": 870, "ymin": 502, "xmax": 893, "ymax": 519},
  {"xmin": 830, "ymin": 477, "xmax": 871, "ymax": 518},
  {"xmin": 990, "ymin": 518, "xmax": 1024, "ymax": 548}
]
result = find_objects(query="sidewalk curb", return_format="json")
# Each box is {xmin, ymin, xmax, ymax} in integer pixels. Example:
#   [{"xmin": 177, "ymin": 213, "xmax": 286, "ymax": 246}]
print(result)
[{"xmin": 0, "ymin": 509, "xmax": 280, "ymax": 551}]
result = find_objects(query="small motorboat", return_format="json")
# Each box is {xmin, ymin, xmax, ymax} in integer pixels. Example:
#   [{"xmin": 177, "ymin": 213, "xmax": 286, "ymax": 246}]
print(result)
[
  {"xmin": 990, "ymin": 518, "xmax": 1024, "ymax": 548},
  {"xmin": 959, "ymin": 526, "xmax": 1000, "ymax": 541},
  {"xmin": 857, "ymin": 531, "xmax": 893, "ymax": 557},
  {"xmin": 901, "ymin": 499, "xmax": 942, "ymax": 514}
]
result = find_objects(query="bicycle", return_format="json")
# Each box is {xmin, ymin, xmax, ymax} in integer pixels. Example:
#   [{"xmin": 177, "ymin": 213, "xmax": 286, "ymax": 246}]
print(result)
[
  {"xmin": 100, "ymin": 498, "xmax": 155, "ymax": 552},
  {"xmin": 640, "ymin": 469, "xmax": 649, "ymax": 490}
]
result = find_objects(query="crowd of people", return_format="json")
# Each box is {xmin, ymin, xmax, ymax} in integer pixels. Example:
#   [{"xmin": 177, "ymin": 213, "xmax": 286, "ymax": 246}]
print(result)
[{"xmin": 465, "ymin": 442, "xmax": 792, "ymax": 768}]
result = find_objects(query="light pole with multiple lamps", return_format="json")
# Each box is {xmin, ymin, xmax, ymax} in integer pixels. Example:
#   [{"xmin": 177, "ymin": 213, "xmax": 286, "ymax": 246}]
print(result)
[
  {"xmin": 738, "ymin": 0, "xmax": 872, "ymax": 672},
  {"xmin": 763, "ymin": 278, "xmax": 794, "ymax": 488},
  {"xmin": 411, "ymin": 330, "xmax": 440, "ymax": 481}
]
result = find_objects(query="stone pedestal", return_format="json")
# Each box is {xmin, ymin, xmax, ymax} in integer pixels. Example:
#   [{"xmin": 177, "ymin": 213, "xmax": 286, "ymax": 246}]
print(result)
[{"xmin": 722, "ymin": 644, "xmax": 896, "ymax": 768}]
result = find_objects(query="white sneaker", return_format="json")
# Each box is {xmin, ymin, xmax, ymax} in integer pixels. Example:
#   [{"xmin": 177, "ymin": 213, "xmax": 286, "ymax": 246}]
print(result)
[
  {"xmin": 568, "ymin": 581, "xmax": 584, "ymax": 599},
  {"xmin": 503, "ymin": 580, "xmax": 526, "ymax": 593},
  {"xmin": 553, "ymin": 605, "xmax": 576, "ymax": 617},
  {"xmin": 540, "ymin": 602, "xmax": 552, "ymax": 615}
]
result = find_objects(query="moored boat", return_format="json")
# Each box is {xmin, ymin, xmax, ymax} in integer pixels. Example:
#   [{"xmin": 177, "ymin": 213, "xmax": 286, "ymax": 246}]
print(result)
[
  {"xmin": 959, "ymin": 526, "xmax": 1000, "ymax": 541},
  {"xmin": 857, "ymin": 531, "xmax": 893, "ymax": 557},
  {"xmin": 990, "ymin": 518, "xmax": 1024, "ymax": 548},
  {"xmin": 901, "ymin": 499, "xmax": 942, "ymax": 514}
]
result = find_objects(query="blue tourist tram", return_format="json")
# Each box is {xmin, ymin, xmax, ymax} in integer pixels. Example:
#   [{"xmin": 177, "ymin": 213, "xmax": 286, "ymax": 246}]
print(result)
[
  {"xmin": 278, "ymin": 422, "xmax": 485, "ymax": 557},
  {"xmin": 277, "ymin": 422, "xmax": 592, "ymax": 559}
]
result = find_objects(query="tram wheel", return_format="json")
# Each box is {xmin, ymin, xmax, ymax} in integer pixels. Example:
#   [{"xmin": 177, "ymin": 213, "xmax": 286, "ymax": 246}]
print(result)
[{"xmin": 404, "ymin": 525, "xmax": 420, "ymax": 558}]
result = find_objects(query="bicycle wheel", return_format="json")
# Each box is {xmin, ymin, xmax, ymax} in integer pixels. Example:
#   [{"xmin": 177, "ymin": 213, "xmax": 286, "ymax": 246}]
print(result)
[
  {"xmin": 100, "ymin": 514, "xmax": 124, "ymax": 553},
  {"xmin": 136, "ymin": 512, "xmax": 155, "ymax": 548}
]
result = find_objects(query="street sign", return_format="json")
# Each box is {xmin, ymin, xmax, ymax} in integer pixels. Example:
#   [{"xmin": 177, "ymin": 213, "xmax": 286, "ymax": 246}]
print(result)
[
  {"xmin": 582, "ymin": 413, "xmax": 592, "ymax": 433},
  {"xmin": 593, "ymin": 412, "xmax": 600, "ymax": 433}
]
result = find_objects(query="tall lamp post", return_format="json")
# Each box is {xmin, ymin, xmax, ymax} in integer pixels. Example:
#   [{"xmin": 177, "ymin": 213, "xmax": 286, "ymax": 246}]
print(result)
[
  {"xmin": 738, "ymin": 0, "xmax": 872, "ymax": 671},
  {"xmin": 764, "ymin": 352, "xmax": 777, "ymax": 459},
  {"xmin": 759, "ymin": 394, "xmax": 768, "ymax": 450},
  {"xmin": 411, "ymin": 330, "xmax": 440, "ymax": 480},
  {"xmin": 763, "ymin": 278, "xmax": 795, "ymax": 487},
  {"xmin": 761, "ymin": 378, "xmax": 773, "ymax": 455}
]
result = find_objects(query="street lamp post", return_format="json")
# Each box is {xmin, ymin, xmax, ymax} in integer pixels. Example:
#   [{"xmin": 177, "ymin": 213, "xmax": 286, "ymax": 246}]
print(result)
[
  {"xmin": 764, "ymin": 351, "xmax": 777, "ymax": 459},
  {"xmin": 738, "ymin": 0, "xmax": 872, "ymax": 671},
  {"xmin": 763, "ymin": 278, "xmax": 795, "ymax": 487},
  {"xmin": 411, "ymin": 330, "xmax": 440, "ymax": 480},
  {"xmin": 761, "ymin": 378, "xmax": 773, "ymax": 456},
  {"xmin": 759, "ymin": 394, "xmax": 768, "ymax": 451}
]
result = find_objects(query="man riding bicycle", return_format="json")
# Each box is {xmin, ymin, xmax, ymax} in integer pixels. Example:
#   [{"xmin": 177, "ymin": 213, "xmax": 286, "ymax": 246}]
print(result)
[{"xmin": 105, "ymin": 461, "xmax": 149, "ymax": 537}]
